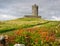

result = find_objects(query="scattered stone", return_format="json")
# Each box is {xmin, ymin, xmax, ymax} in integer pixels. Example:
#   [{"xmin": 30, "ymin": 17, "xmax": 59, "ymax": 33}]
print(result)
[{"xmin": 14, "ymin": 44, "xmax": 25, "ymax": 46}]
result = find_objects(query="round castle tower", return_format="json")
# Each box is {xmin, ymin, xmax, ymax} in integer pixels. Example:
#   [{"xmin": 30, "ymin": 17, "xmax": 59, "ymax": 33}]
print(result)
[{"xmin": 32, "ymin": 4, "xmax": 38, "ymax": 16}]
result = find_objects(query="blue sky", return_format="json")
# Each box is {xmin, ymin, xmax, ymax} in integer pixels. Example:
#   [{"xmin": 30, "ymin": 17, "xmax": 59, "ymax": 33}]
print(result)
[{"xmin": 0, "ymin": 0, "xmax": 60, "ymax": 20}]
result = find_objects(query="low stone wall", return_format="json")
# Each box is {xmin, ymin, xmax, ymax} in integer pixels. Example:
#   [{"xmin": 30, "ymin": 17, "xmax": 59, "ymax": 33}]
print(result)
[{"xmin": 24, "ymin": 15, "xmax": 41, "ymax": 18}]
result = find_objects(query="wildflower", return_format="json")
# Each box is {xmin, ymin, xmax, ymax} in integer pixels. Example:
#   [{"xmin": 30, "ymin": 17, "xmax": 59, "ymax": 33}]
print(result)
[{"xmin": 35, "ymin": 38, "xmax": 38, "ymax": 44}]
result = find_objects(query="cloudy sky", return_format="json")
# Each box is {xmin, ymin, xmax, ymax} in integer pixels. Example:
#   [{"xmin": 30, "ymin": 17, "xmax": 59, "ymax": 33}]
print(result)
[{"xmin": 0, "ymin": 0, "xmax": 60, "ymax": 20}]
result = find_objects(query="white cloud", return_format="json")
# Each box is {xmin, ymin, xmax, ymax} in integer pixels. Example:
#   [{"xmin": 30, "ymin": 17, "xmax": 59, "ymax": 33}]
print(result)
[
  {"xmin": 51, "ymin": 16, "xmax": 60, "ymax": 21},
  {"xmin": 0, "ymin": 14, "xmax": 17, "ymax": 20}
]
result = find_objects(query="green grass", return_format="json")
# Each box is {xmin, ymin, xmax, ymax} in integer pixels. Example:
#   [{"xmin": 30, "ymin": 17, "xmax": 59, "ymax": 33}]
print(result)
[
  {"xmin": 40, "ymin": 21, "xmax": 60, "ymax": 28},
  {"xmin": 0, "ymin": 18, "xmax": 60, "ymax": 35},
  {"xmin": 0, "ymin": 18, "xmax": 48, "ymax": 33}
]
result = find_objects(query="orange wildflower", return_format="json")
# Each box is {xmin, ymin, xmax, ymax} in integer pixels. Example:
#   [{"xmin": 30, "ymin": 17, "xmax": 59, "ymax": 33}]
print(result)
[
  {"xmin": 35, "ymin": 38, "xmax": 38, "ymax": 43},
  {"xmin": 41, "ymin": 32, "xmax": 48, "ymax": 38},
  {"xmin": 15, "ymin": 29, "xmax": 24, "ymax": 36},
  {"xmin": 49, "ymin": 36, "xmax": 55, "ymax": 42}
]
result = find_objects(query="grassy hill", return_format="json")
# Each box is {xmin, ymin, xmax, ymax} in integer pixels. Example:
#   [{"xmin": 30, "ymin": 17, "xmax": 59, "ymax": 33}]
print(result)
[
  {"xmin": 0, "ymin": 18, "xmax": 60, "ymax": 36},
  {"xmin": 0, "ymin": 18, "xmax": 60, "ymax": 46},
  {"xmin": 0, "ymin": 18, "xmax": 47, "ymax": 33}
]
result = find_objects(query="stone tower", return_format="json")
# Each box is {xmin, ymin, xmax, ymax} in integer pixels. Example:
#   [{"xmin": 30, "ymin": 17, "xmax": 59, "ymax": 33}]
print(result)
[
  {"xmin": 32, "ymin": 4, "xmax": 38, "ymax": 16},
  {"xmin": 24, "ymin": 4, "xmax": 41, "ymax": 18}
]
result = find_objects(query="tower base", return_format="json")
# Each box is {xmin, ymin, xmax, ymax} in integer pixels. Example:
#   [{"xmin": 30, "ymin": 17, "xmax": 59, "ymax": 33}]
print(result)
[{"xmin": 24, "ymin": 15, "xmax": 41, "ymax": 18}]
